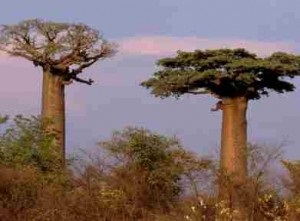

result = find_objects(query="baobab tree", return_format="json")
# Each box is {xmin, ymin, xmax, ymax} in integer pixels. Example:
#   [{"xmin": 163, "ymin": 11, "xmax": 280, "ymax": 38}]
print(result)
[
  {"xmin": 141, "ymin": 48, "xmax": 300, "ymax": 219},
  {"xmin": 0, "ymin": 19, "xmax": 116, "ymax": 165}
]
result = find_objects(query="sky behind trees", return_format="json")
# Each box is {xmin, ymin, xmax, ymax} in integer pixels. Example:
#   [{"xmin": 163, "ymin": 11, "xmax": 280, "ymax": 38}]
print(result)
[{"xmin": 0, "ymin": 0, "xmax": 300, "ymax": 159}]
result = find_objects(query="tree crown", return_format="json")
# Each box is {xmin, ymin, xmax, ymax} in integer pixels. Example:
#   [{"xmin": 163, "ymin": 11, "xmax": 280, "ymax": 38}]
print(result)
[
  {"xmin": 141, "ymin": 49, "xmax": 300, "ymax": 100},
  {"xmin": 0, "ymin": 19, "xmax": 117, "ymax": 85}
]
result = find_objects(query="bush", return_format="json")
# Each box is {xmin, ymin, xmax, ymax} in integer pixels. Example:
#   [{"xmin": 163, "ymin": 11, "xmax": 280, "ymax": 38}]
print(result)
[
  {"xmin": 0, "ymin": 115, "xmax": 61, "ymax": 172},
  {"xmin": 0, "ymin": 119, "xmax": 299, "ymax": 221}
]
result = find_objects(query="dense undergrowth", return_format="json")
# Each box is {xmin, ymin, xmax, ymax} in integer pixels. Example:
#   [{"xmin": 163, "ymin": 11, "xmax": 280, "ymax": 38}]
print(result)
[{"xmin": 0, "ymin": 115, "xmax": 299, "ymax": 221}]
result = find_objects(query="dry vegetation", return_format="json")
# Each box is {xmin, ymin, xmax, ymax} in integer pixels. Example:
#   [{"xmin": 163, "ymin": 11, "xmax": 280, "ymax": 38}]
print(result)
[{"xmin": 0, "ymin": 115, "xmax": 298, "ymax": 221}]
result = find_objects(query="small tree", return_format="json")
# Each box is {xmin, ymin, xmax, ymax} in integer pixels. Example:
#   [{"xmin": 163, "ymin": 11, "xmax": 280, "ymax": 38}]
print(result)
[
  {"xmin": 99, "ymin": 127, "xmax": 211, "ymax": 211},
  {"xmin": 99, "ymin": 127, "xmax": 184, "ymax": 210},
  {"xmin": 0, "ymin": 115, "xmax": 60, "ymax": 172},
  {"xmin": 141, "ymin": 48, "xmax": 300, "ymax": 219},
  {"xmin": 0, "ymin": 19, "xmax": 116, "ymax": 165}
]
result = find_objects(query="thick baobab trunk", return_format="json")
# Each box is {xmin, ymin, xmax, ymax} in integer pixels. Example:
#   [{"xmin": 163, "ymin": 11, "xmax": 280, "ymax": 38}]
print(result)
[
  {"xmin": 41, "ymin": 70, "xmax": 65, "ymax": 166},
  {"xmin": 219, "ymin": 96, "xmax": 248, "ymax": 220}
]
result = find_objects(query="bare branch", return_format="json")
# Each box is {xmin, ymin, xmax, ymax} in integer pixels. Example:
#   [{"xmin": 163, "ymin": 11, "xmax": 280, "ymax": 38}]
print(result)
[
  {"xmin": 70, "ymin": 59, "xmax": 97, "ymax": 75},
  {"xmin": 70, "ymin": 75, "xmax": 94, "ymax": 85},
  {"xmin": 187, "ymin": 90, "xmax": 209, "ymax": 95},
  {"xmin": 58, "ymin": 40, "xmax": 116, "ymax": 68},
  {"xmin": 0, "ymin": 19, "xmax": 116, "ymax": 84},
  {"xmin": 210, "ymin": 101, "xmax": 223, "ymax": 112},
  {"xmin": 1, "ymin": 49, "xmax": 34, "ymax": 61}
]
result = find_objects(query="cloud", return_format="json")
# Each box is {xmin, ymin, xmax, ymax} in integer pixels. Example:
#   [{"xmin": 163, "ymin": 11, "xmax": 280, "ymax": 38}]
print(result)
[
  {"xmin": 0, "ymin": 36, "xmax": 294, "ymax": 66},
  {"xmin": 118, "ymin": 36, "xmax": 295, "ymax": 57}
]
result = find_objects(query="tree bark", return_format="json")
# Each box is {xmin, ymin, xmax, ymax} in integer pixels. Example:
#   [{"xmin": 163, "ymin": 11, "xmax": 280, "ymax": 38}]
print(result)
[
  {"xmin": 219, "ymin": 96, "xmax": 248, "ymax": 220},
  {"xmin": 41, "ymin": 70, "xmax": 65, "ymax": 166}
]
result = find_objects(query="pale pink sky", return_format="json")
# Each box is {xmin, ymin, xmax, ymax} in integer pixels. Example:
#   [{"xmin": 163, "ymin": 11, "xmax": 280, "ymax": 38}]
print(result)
[{"xmin": 118, "ymin": 36, "xmax": 295, "ymax": 56}]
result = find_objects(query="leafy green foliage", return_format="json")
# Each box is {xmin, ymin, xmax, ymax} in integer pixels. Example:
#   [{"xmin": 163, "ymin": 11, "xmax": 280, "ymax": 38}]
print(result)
[
  {"xmin": 141, "ymin": 49, "xmax": 300, "ymax": 99},
  {"xmin": 99, "ymin": 127, "xmax": 211, "ymax": 210},
  {"xmin": 99, "ymin": 127, "xmax": 185, "ymax": 209},
  {"xmin": 0, "ymin": 115, "xmax": 61, "ymax": 172},
  {"xmin": 0, "ymin": 115, "xmax": 8, "ymax": 124}
]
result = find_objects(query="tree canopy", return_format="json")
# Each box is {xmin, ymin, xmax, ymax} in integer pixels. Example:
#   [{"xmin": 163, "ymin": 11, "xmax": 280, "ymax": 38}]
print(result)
[
  {"xmin": 141, "ymin": 49, "xmax": 300, "ymax": 100},
  {"xmin": 0, "ymin": 19, "xmax": 116, "ymax": 85}
]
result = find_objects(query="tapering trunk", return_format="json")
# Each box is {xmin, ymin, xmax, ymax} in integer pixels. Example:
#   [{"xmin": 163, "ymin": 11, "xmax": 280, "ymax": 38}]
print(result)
[
  {"xmin": 219, "ymin": 96, "xmax": 248, "ymax": 220},
  {"xmin": 41, "ymin": 70, "xmax": 65, "ymax": 166}
]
